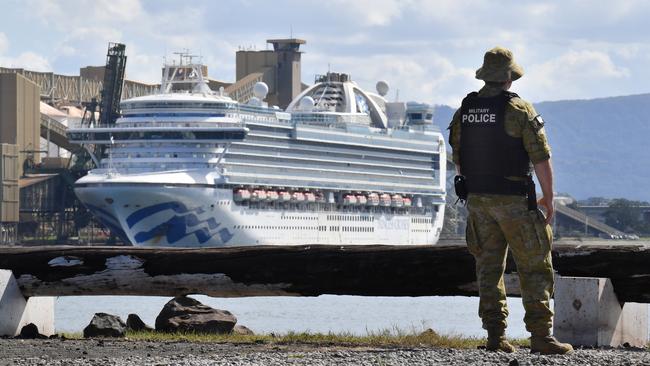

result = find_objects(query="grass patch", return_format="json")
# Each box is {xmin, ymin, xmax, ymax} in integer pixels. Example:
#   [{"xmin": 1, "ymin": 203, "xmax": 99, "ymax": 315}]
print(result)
[{"xmin": 123, "ymin": 328, "xmax": 530, "ymax": 349}]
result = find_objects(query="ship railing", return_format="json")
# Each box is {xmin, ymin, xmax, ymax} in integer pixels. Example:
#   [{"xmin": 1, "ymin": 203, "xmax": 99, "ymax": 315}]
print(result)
[
  {"xmin": 291, "ymin": 112, "xmax": 372, "ymax": 126},
  {"xmin": 67, "ymin": 119, "xmax": 244, "ymax": 130}
]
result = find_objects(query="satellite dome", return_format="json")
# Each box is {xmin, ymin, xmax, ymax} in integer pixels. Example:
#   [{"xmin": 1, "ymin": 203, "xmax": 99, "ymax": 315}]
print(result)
[
  {"xmin": 253, "ymin": 82, "xmax": 269, "ymax": 99},
  {"xmin": 300, "ymin": 96, "xmax": 315, "ymax": 110},
  {"xmin": 376, "ymin": 80, "xmax": 389, "ymax": 96}
]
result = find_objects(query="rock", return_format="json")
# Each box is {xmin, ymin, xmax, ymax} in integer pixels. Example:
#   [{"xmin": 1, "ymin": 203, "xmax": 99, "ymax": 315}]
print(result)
[
  {"xmin": 83, "ymin": 313, "xmax": 126, "ymax": 338},
  {"xmin": 155, "ymin": 296, "xmax": 237, "ymax": 334},
  {"xmin": 232, "ymin": 325, "xmax": 254, "ymax": 335},
  {"xmin": 16, "ymin": 323, "xmax": 47, "ymax": 339},
  {"xmin": 126, "ymin": 313, "xmax": 153, "ymax": 331}
]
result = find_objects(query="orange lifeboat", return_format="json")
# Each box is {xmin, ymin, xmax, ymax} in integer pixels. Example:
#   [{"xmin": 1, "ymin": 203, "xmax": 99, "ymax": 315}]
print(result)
[
  {"xmin": 343, "ymin": 194, "xmax": 357, "ymax": 205},
  {"xmin": 356, "ymin": 195, "xmax": 367, "ymax": 205},
  {"xmin": 305, "ymin": 192, "xmax": 316, "ymax": 202},
  {"xmin": 403, "ymin": 197, "xmax": 412, "ymax": 207},
  {"xmin": 233, "ymin": 189, "xmax": 251, "ymax": 201},
  {"xmin": 252, "ymin": 190, "xmax": 267, "ymax": 201},
  {"xmin": 266, "ymin": 190, "xmax": 279, "ymax": 201},
  {"xmin": 380, "ymin": 193, "xmax": 392, "ymax": 207},
  {"xmin": 367, "ymin": 193, "xmax": 380, "ymax": 206},
  {"xmin": 292, "ymin": 192, "xmax": 305, "ymax": 202},
  {"xmin": 279, "ymin": 191, "xmax": 291, "ymax": 202}
]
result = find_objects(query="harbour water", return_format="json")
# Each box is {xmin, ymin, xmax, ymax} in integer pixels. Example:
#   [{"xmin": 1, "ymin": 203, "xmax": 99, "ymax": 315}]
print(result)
[{"xmin": 56, "ymin": 295, "xmax": 529, "ymax": 338}]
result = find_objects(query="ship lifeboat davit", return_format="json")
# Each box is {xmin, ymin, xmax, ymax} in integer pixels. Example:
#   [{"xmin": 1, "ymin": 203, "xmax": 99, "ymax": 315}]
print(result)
[
  {"xmin": 391, "ymin": 194, "xmax": 403, "ymax": 208},
  {"xmin": 379, "ymin": 193, "xmax": 392, "ymax": 207},
  {"xmin": 367, "ymin": 193, "xmax": 380, "ymax": 206},
  {"xmin": 233, "ymin": 189, "xmax": 251, "ymax": 201},
  {"xmin": 279, "ymin": 191, "xmax": 291, "ymax": 202},
  {"xmin": 267, "ymin": 190, "xmax": 279, "ymax": 201},
  {"xmin": 343, "ymin": 194, "xmax": 357, "ymax": 205},
  {"xmin": 305, "ymin": 192, "xmax": 316, "ymax": 203},
  {"xmin": 356, "ymin": 195, "xmax": 367, "ymax": 205},
  {"xmin": 403, "ymin": 197, "xmax": 412, "ymax": 207}
]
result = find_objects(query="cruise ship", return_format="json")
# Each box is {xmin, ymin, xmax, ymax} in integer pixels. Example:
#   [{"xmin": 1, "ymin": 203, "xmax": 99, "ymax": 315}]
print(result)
[{"xmin": 67, "ymin": 58, "xmax": 447, "ymax": 247}]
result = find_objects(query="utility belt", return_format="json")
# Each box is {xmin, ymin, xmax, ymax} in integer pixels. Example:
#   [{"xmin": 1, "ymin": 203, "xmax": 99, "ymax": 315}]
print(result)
[{"xmin": 454, "ymin": 174, "xmax": 537, "ymax": 211}]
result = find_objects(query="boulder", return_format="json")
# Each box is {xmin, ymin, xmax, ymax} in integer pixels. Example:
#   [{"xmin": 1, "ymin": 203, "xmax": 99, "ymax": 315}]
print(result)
[
  {"xmin": 155, "ymin": 296, "xmax": 237, "ymax": 334},
  {"xmin": 16, "ymin": 323, "xmax": 47, "ymax": 339},
  {"xmin": 232, "ymin": 324, "xmax": 254, "ymax": 335},
  {"xmin": 126, "ymin": 313, "xmax": 153, "ymax": 332},
  {"xmin": 83, "ymin": 313, "xmax": 126, "ymax": 338}
]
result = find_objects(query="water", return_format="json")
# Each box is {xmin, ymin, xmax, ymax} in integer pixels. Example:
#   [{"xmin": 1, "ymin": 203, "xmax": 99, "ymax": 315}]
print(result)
[{"xmin": 56, "ymin": 295, "xmax": 530, "ymax": 338}]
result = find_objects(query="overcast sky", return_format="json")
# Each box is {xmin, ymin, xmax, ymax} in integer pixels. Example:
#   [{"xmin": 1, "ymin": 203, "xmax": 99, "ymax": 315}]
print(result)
[{"xmin": 1, "ymin": 0, "xmax": 649, "ymax": 106}]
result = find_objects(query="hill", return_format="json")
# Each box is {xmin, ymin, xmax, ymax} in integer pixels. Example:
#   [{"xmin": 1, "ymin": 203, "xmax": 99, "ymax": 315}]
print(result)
[{"xmin": 434, "ymin": 93, "xmax": 650, "ymax": 201}]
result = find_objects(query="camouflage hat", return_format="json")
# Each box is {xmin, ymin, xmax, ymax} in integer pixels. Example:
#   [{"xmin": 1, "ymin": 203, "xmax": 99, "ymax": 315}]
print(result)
[{"xmin": 475, "ymin": 47, "xmax": 524, "ymax": 82}]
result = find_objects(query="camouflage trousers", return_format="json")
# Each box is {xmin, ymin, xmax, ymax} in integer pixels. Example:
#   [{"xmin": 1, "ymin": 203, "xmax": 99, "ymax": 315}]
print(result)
[{"xmin": 465, "ymin": 194, "xmax": 554, "ymax": 334}]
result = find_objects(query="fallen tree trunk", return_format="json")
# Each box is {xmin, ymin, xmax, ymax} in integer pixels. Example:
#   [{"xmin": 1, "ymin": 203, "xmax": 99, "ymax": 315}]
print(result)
[{"xmin": 0, "ymin": 244, "xmax": 648, "ymax": 302}]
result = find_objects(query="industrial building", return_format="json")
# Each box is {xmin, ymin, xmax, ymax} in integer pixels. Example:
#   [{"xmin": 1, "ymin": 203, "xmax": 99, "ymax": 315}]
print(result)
[{"xmin": 236, "ymin": 39, "xmax": 306, "ymax": 109}]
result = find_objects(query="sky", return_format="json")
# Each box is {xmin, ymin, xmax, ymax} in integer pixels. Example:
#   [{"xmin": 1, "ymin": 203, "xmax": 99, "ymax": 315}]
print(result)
[{"xmin": 1, "ymin": 0, "xmax": 650, "ymax": 107}]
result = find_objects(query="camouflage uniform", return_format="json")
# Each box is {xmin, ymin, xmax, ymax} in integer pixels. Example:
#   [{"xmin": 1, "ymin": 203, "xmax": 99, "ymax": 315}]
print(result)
[{"xmin": 448, "ymin": 84, "xmax": 554, "ymax": 334}]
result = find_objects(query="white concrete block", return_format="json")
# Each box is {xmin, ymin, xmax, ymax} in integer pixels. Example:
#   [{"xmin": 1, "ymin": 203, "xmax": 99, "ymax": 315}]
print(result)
[
  {"xmin": 0, "ymin": 270, "xmax": 54, "ymax": 336},
  {"xmin": 553, "ymin": 276, "xmax": 648, "ymax": 347}
]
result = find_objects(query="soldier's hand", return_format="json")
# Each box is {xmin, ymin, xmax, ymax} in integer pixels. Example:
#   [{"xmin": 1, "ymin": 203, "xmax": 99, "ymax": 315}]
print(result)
[{"xmin": 537, "ymin": 196, "xmax": 554, "ymax": 225}]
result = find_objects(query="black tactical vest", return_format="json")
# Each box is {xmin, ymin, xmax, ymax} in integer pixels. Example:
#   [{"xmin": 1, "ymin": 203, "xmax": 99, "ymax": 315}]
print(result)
[{"xmin": 459, "ymin": 91, "xmax": 531, "ymax": 195}]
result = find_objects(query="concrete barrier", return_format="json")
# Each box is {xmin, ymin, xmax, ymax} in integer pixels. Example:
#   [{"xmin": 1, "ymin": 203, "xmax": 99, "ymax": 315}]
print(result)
[
  {"xmin": 554, "ymin": 276, "xmax": 648, "ymax": 347},
  {"xmin": 0, "ymin": 270, "xmax": 54, "ymax": 336}
]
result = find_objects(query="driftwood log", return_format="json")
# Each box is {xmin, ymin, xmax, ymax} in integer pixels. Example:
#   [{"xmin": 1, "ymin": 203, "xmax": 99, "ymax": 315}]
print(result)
[{"xmin": 1, "ymin": 243, "xmax": 649, "ymax": 302}]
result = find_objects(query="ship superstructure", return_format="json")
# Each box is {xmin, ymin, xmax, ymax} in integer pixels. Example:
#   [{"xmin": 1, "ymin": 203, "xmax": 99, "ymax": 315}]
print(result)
[{"xmin": 67, "ymin": 56, "xmax": 446, "ymax": 247}]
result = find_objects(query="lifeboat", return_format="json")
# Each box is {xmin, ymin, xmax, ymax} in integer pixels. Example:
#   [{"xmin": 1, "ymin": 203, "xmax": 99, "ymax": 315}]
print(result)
[
  {"xmin": 305, "ymin": 192, "xmax": 316, "ymax": 202},
  {"xmin": 356, "ymin": 195, "xmax": 367, "ymax": 205},
  {"xmin": 279, "ymin": 191, "xmax": 291, "ymax": 202},
  {"xmin": 292, "ymin": 192, "xmax": 305, "ymax": 202},
  {"xmin": 367, "ymin": 193, "xmax": 380, "ymax": 206},
  {"xmin": 266, "ymin": 190, "xmax": 279, "ymax": 201},
  {"xmin": 379, "ymin": 193, "xmax": 392, "ymax": 207},
  {"xmin": 403, "ymin": 197, "xmax": 412, "ymax": 207},
  {"xmin": 233, "ymin": 189, "xmax": 251, "ymax": 201},
  {"xmin": 252, "ymin": 190, "xmax": 267, "ymax": 201},
  {"xmin": 343, "ymin": 194, "xmax": 357, "ymax": 205},
  {"xmin": 391, "ymin": 194, "xmax": 403, "ymax": 207}
]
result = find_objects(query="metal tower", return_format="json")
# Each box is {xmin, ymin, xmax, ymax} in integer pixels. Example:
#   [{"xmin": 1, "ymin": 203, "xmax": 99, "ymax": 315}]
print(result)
[{"xmin": 99, "ymin": 43, "xmax": 127, "ymax": 126}]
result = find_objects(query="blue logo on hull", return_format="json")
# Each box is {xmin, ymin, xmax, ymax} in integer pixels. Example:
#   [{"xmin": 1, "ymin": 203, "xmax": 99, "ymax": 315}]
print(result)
[{"xmin": 126, "ymin": 201, "xmax": 233, "ymax": 245}]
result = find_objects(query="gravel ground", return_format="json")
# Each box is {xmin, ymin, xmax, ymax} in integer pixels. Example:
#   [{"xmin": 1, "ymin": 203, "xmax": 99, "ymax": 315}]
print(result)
[{"xmin": 1, "ymin": 339, "xmax": 649, "ymax": 365}]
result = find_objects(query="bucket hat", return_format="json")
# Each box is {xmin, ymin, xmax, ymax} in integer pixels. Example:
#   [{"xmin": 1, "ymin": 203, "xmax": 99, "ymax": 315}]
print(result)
[{"xmin": 475, "ymin": 47, "xmax": 524, "ymax": 82}]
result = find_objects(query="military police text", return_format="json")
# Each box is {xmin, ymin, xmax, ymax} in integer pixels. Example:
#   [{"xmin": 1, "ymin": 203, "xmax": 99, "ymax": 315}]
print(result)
[{"xmin": 462, "ymin": 108, "xmax": 496, "ymax": 123}]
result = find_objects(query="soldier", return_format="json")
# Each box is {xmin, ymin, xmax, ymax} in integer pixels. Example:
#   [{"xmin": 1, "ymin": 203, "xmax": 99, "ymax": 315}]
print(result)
[{"xmin": 448, "ymin": 47, "xmax": 573, "ymax": 355}]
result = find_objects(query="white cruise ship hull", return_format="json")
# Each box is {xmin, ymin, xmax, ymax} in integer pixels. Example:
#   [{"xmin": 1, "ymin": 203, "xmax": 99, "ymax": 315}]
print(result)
[{"xmin": 75, "ymin": 174, "xmax": 444, "ymax": 247}]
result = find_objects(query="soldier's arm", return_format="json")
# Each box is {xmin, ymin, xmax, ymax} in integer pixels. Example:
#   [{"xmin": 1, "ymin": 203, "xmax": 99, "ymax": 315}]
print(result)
[
  {"xmin": 519, "ymin": 101, "xmax": 554, "ymax": 224},
  {"xmin": 534, "ymin": 159, "xmax": 554, "ymax": 225},
  {"xmin": 448, "ymin": 109, "xmax": 462, "ymax": 174}
]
